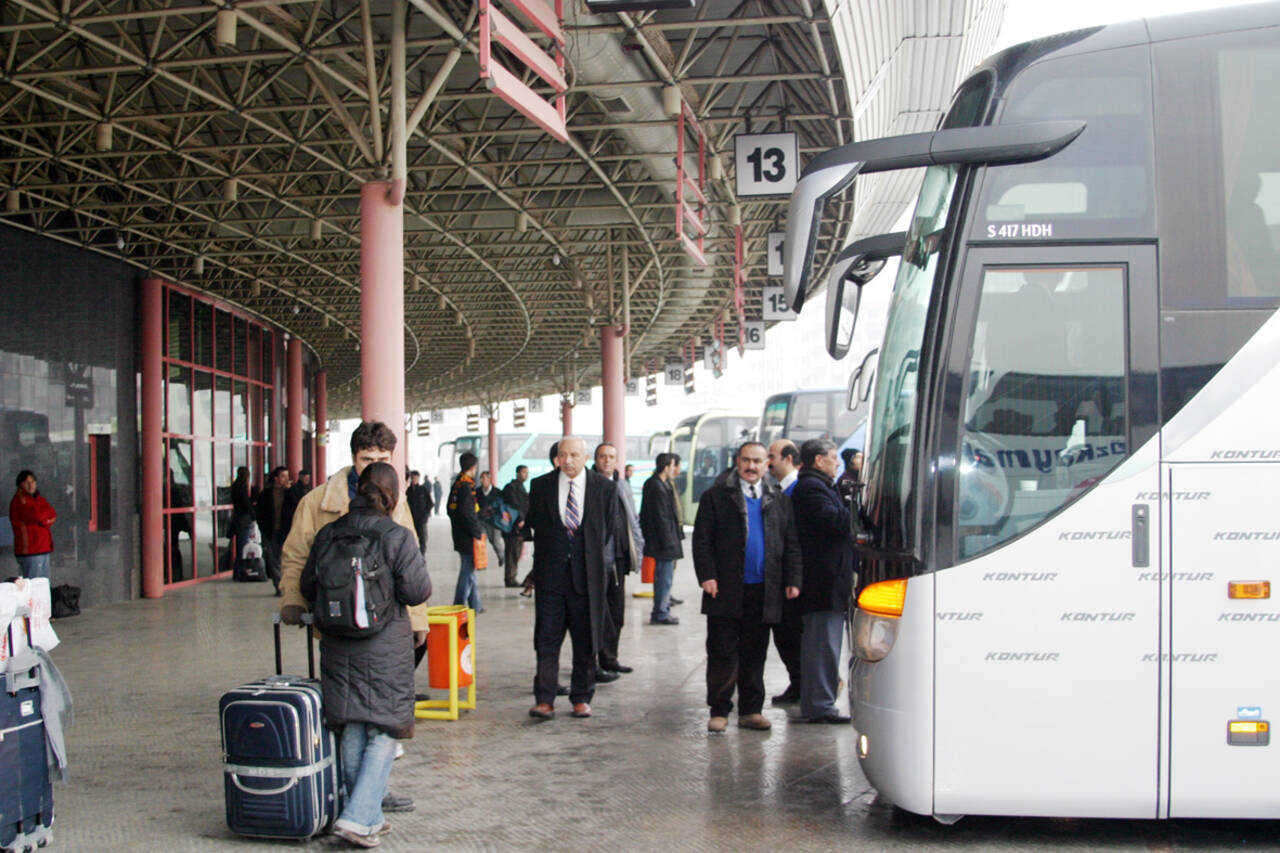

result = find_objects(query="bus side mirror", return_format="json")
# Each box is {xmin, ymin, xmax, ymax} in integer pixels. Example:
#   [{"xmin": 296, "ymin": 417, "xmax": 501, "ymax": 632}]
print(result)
[
  {"xmin": 825, "ymin": 233, "xmax": 904, "ymax": 360},
  {"xmin": 846, "ymin": 348, "xmax": 879, "ymax": 411}
]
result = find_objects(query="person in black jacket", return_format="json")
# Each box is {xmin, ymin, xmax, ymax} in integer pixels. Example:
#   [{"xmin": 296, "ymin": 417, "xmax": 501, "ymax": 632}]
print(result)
[
  {"xmin": 501, "ymin": 466, "xmax": 531, "ymax": 586},
  {"xmin": 447, "ymin": 453, "xmax": 485, "ymax": 613},
  {"xmin": 475, "ymin": 471, "xmax": 505, "ymax": 569},
  {"xmin": 523, "ymin": 437, "xmax": 618, "ymax": 720},
  {"xmin": 692, "ymin": 441, "xmax": 802, "ymax": 733},
  {"xmin": 405, "ymin": 470, "xmax": 433, "ymax": 555},
  {"xmin": 299, "ymin": 462, "xmax": 430, "ymax": 847},
  {"xmin": 255, "ymin": 466, "xmax": 290, "ymax": 592},
  {"xmin": 639, "ymin": 453, "xmax": 682, "ymax": 625},
  {"xmin": 791, "ymin": 439, "xmax": 856, "ymax": 724}
]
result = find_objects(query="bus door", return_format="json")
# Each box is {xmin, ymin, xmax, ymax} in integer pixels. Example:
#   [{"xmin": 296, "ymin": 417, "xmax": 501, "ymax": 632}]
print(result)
[{"xmin": 932, "ymin": 246, "xmax": 1161, "ymax": 817}]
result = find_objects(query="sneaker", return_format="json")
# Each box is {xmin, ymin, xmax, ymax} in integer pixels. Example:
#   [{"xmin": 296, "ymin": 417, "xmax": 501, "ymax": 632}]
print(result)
[
  {"xmin": 381, "ymin": 793, "xmax": 415, "ymax": 813},
  {"xmin": 650, "ymin": 614, "xmax": 679, "ymax": 625},
  {"xmin": 708, "ymin": 716, "xmax": 728, "ymax": 733},
  {"xmin": 669, "ymin": 596, "xmax": 683, "ymax": 605},
  {"xmin": 332, "ymin": 825, "xmax": 381, "ymax": 848},
  {"xmin": 738, "ymin": 713, "xmax": 772, "ymax": 730}
]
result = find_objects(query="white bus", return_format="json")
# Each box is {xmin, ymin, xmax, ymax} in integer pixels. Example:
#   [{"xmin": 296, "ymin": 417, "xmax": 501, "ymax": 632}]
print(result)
[{"xmin": 785, "ymin": 3, "xmax": 1280, "ymax": 822}]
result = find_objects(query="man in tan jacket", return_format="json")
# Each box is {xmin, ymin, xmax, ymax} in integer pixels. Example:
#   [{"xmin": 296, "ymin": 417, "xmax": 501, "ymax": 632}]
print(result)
[{"xmin": 278, "ymin": 420, "xmax": 429, "ymax": 641}]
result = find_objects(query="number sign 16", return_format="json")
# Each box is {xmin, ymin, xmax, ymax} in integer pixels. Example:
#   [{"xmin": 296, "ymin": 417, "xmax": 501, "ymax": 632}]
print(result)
[
  {"xmin": 735, "ymin": 132, "xmax": 799, "ymax": 197},
  {"xmin": 742, "ymin": 321, "xmax": 766, "ymax": 350}
]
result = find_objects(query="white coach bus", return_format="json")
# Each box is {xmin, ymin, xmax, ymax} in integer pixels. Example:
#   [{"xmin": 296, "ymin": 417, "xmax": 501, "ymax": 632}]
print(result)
[{"xmin": 784, "ymin": 2, "xmax": 1280, "ymax": 822}]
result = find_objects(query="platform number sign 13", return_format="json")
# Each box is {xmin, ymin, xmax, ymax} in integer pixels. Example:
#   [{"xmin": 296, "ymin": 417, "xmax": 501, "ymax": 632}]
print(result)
[
  {"xmin": 762, "ymin": 285, "xmax": 797, "ymax": 321},
  {"xmin": 735, "ymin": 133, "xmax": 798, "ymax": 197}
]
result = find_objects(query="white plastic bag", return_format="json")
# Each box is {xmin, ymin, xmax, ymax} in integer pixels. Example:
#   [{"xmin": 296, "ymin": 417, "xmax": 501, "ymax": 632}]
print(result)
[{"xmin": 0, "ymin": 577, "xmax": 60, "ymax": 664}]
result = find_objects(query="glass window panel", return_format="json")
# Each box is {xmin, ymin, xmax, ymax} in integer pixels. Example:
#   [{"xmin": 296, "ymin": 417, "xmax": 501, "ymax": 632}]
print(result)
[
  {"xmin": 957, "ymin": 265, "xmax": 1128, "ymax": 560},
  {"xmin": 233, "ymin": 317, "xmax": 247, "ymax": 376},
  {"xmin": 247, "ymin": 324, "xmax": 261, "ymax": 382},
  {"xmin": 167, "ymin": 290, "xmax": 191, "ymax": 362},
  {"xmin": 262, "ymin": 331, "xmax": 274, "ymax": 383},
  {"xmin": 263, "ymin": 388, "xmax": 274, "ymax": 449},
  {"xmin": 193, "ymin": 370, "xmax": 213, "ymax": 437},
  {"xmin": 252, "ymin": 446, "xmax": 265, "ymax": 488},
  {"xmin": 215, "ymin": 309, "xmax": 232, "ymax": 371},
  {"xmin": 166, "ymin": 365, "xmax": 191, "ymax": 435},
  {"xmin": 232, "ymin": 380, "xmax": 248, "ymax": 440},
  {"xmin": 166, "ymin": 439, "xmax": 193, "ymax": 507},
  {"xmin": 232, "ymin": 442, "xmax": 249, "ymax": 477},
  {"xmin": 193, "ymin": 299, "xmax": 213, "ymax": 367},
  {"xmin": 214, "ymin": 442, "xmax": 231, "ymax": 507},
  {"xmin": 195, "ymin": 509, "xmax": 219, "ymax": 578},
  {"xmin": 193, "ymin": 439, "xmax": 213, "ymax": 507},
  {"xmin": 215, "ymin": 375, "xmax": 231, "ymax": 437},
  {"xmin": 167, "ymin": 512, "xmax": 194, "ymax": 583},
  {"xmin": 249, "ymin": 386, "xmax": 262, "ymax": 444}
]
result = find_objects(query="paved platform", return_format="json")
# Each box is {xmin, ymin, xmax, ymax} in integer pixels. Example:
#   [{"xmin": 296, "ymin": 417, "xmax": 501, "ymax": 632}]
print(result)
[{"xmin": 41, "ymin": 517, "xmax": 1280, "ymax": 851}]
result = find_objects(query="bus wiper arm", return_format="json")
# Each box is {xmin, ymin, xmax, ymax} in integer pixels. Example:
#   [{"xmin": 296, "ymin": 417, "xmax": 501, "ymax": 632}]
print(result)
[{"xmin": 783, "ymin": 119, "xmax": 1087, "ymax": 312}]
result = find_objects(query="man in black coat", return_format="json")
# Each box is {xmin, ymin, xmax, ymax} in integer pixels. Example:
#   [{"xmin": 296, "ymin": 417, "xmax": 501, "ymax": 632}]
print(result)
[
  {"xmin": 692, "ymin": 441, "xmax": 802, "ymax": 733},
  {"xmin": 447, "ymin": 453, "xmax": 485, "ymax": 613},
  {"xmin": 405, "ymin": 470, "xmax": 433, "ymax": 555},
  {"xmin": 639, "ymin": 453, "xmax": 682, "ymax": 625},
  {"xmin": 255, "ymin": 465, "xmax": 291, "ymax": 592},
  {"xmin": 501, "ymin": 465, "xmax": 531, "ymax": 587},
  {"xmin": 523, "ymin": 436, "xmax": 618, "ymax": 720},
  {"xmin": 791, "ymin": 438, "xmax": 855, "ymax": 725}
]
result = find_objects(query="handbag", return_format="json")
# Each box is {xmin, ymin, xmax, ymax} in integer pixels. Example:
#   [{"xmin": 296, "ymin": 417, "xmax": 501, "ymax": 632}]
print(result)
[{"xmin": 473, "ymin": 533, "xmax": 489, "ymax": 570}]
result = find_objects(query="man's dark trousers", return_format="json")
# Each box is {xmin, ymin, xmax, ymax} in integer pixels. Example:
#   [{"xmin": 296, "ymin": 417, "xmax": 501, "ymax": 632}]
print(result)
[
  {"xmin": 534, "ymin": 586, "xmax": 595, "ymax": 705},
  {"xmin": 503, "ymin": 533, "xmax": 522, "ymax": 584},
  {"xmin": 599, "ymin": 572, "xmax": 626, "ymax": 670},
  {"xmin": 415, "ymin": 520, "xmax": 429, "ymax": 555},
  {"xmin": 706, "ymin": 583, "xmax": 770, "ymax": 716}
]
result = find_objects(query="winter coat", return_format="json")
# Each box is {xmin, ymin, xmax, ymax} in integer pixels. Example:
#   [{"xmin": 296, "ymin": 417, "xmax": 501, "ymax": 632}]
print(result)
[
  {"xmin": 279, "ymin": 466, "xmax": 428, "ymax": 630},
  {"xmin": 640, "ymin": 474, "xmax": 683, "ymax": 560},
  {"xmin": 790, "ymin": 469, "xmax": 855, "ymax": 614},
  {"xmin": 299, "ymin": 499, "xmax": 431, "ymax": 738},
  {"xmin": 447, "ymin": 474, "xmax": 484, "ymax": 553},
  {"xmin": 9, "ymin": 491, "xmax": 55, "ymax": 556},
  {"xmin": 502, "ymin": 478, "xmax": 532, "ymax": 541},
  {"xmin": 691, "ymin": 472, "xmax": 802, "ymax": 624},
  {"xmin": 405, "ymin": 483, "xmax": 432, "ymax": 527}
]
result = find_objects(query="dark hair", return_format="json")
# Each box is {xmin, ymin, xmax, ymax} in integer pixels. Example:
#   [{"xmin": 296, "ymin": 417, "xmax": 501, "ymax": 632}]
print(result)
[
  {"xmin": 654, "ymin": 452, "xmax": 672, "ymax": 471},
  {"xmin": 548, "ymin": 442, "xmax": 559, "ymax": 466},
  {"xmin": 350, "ymin": 420, "xmax": 397, "ymax": 456},
  {"xmin": 297, "ymin": 468, "xmax": 311, "ymax": 477},
  {"xmin": 594, "ymin": 442, "xmax": 615, "ymax": 456},
  {"xmin": 736, "ymin": 441, "xmax": 767, "ymax": 460},
  {"xmin": 458, "ymin": 452, "xmax": 478, "ymax": 473},
  {"xmin": 669, "ymin": 453, "xmax": 681, "ymax": 465},
  {"xmin": 480, "ymin": 470, "xmax": 491, "ymax": 479},
  {"xmin": 776, "ymin": 441, "xmax": 800, "ymax": 463},
  {"xmin": 357, "ymin": 462, "xmax": 399, "ymax": 515},
  {"xmin": 515, "ymin": 465, "xmax": 528, "ymax": 475},
  {"xmin": 14, "ymin": 469, "xmax": 34, "ymax": 489},
  {"xmin": 841, "ymin": 448, "xmax": 856, "ymax": 465},
  {"xmin": 233, "ymin": 466, "xmax": 250, "ymax": 484},
  {"xmin": 269, "ymin": 465, "xmax": 288, "ymax": 480},
  {"xmin": 800, "ymin": 438, "xmax": 838, "ymax": 468},
  {"xmin": 409, "ymin": 470, "xmax": 420, "ymax": 478}
]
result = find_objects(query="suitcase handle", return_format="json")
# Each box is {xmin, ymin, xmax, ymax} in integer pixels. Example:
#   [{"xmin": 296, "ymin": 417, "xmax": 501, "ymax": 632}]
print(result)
[
  {"xmin": 228, "ymin": 774, "xmax": 298, "ymax": 797},
  {"xmin": 271, "ymin": 612, "xmax": 315, "ymax": 679}
]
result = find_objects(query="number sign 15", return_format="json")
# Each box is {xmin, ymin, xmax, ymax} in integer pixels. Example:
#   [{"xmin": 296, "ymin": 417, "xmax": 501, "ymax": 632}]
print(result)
[
  {"xmin": 735, "ymin": 132, "xmax": 799, "ymax": 197},
  {"xmin": 762, "ymin": 285, "xmax": 797, "ymax": 321}
]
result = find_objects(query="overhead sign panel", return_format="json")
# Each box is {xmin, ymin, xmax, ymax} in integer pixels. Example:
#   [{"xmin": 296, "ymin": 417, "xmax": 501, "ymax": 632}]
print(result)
[
  {"xmin": 664, "ymin": 363, "xmax": 685, "ymax": 386},
  {"xmin": 742, "ymin": 321, "xmax": 766, "ymax": 350},
  {"xmin": 735, "ymin": 132, "xmax": 798, "ymax": 197},
  {"xmin": 763, "ymin": 285, "xmax": 797, "ymax": 321},
  {"xmin": 767, "ymin": 231, "xmax": 785, "ymax": 277}
]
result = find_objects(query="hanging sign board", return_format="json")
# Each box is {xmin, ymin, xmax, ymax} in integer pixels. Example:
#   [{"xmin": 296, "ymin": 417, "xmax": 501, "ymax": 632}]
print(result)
[
  {"xmin": 767, "ymin": 231, "xmax": 785, "ymax": 277},
  {"xmin": 430, "ymin": 410, "xmax": 445, "ymax": 423},
  {"xmin": 528, "ymin": 396, "xmax": 544, "ymax": 413},
  {"xmin": 735, "ymin": 132, "xmax": 799, "ymax": 197},
  {"xmin": 742, "ymin": 321, "xmax": 766, "ymax": 350},
  {"xmin": 664, "ymin": 363, "xmax": 685, "ymax": 386},
  {"xmin": 763, "ymin": 285, "xmax": 797, "ymax": 321},
  {"xmin": 574, "ymin": 388, "xmax": 592, "ymax": 405},
  {"xmin": 625, "ymin": 378, "xmax": 640, "ymax": 397}
]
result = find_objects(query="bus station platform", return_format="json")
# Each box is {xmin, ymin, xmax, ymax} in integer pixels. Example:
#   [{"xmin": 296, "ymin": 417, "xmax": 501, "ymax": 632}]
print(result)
[{"xmin": 42, "ymin": 517, "xmax": 1277, "ymax": 851}]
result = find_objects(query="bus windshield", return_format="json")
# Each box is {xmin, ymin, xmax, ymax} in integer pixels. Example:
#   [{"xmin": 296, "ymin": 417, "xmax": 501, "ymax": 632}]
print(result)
[{"xmin": 864, "ymin": 164, "xmax": 958, "ymax": 550}]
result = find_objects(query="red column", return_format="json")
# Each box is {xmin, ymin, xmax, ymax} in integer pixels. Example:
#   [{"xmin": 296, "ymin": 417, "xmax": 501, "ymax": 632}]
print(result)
[
  {"xmin": 360, "ymin": 180, "xmax": 406, "ymax": 479},
  {"xmin": 561, "ymin": 398, "xmax": 573, "ymax": 437},
  {"xmin": 488, "ymin": 415, "xmax": 499, "ymax": 481},
  {"xmin": 600, "ymin": 325, "xmax": 626, "ymax": 470},
  {"xmin": 140, "ymin": 277, "xmax": 165, "ymax": 598},
  {"xmin": 287, "ymin": 337, "xmax": 303, "ymax": 476},
  {"xmin": 314, "ymin": 370, "xmax": 328, "ymax": 483}
]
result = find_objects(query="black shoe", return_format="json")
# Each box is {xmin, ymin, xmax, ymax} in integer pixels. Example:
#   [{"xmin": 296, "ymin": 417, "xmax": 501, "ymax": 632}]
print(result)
[
  {"xmin": 668, "ymin": 596, "xmax": 683, "ymax": 605},
  {"xmin": 504, "ymin": 581, "xmax": 523, "ymax": 588},
  {"xmin": 771, "ymin": 686, "xmax": 801, "ymax": 705},
  {"xmin": 800, "ymin": 713, "xmax": 852, "ymax": 725},
  {"xmin": 414, "ymin": 692, "xmax": 431, "ymax": 702},
  {"xmin": 381, "ymin": 793, "xmax": 415, "ymax": 812},
  {"xmin": 650, "ymin": 614, "xmax": 679, "ymax": 625},
  {"xmin": 556, "ymin": 685, "xmax": 570, "ymax": 696},
  {"xmin": 594, "ymin": 668, "xmax": 620, "ymax": 683},
  {"xmin": 611, "ymin": 664, "xmax": 634, "ymax": 674}
]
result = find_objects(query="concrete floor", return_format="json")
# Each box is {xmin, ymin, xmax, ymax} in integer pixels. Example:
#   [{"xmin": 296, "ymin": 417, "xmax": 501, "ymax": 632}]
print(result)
[{"xmin": 38, "ymin": 516, "xmax": 1280, "ymax": 851}]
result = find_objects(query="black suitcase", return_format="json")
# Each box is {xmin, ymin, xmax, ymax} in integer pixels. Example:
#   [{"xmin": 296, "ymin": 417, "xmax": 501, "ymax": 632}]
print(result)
[
  {"xmin": 1, "ymin": 608, "xmax": 54, "ymax": 852},
  {"xmin": 219, "ymin": 614, "xmax": 340, "ymax": 840}
]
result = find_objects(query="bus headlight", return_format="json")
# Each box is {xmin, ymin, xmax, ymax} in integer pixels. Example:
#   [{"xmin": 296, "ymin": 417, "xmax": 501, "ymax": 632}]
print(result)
[{"xmin": 852, "ymin": 607, "xmax": 900, "ymax": 661}]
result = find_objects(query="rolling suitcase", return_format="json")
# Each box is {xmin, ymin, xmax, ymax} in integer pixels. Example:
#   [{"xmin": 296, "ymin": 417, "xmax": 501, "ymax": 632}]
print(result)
[
  {"xmin": 219, "ymin": 614, "xmax": 340, "ymax": 840},
  {"xmin": 1, "ymin": 607, "xmax": 54, "ymax": 853}
]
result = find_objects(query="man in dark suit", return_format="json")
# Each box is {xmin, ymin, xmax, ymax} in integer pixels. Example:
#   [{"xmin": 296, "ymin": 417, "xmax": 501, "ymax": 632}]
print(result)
[
  {"xmin": 501, "ymin": 465, "xmax": 531, "ymax": 587},
  {"xmin": 524, "ymin": 436, "xmax": 618, "ymax": 720}
]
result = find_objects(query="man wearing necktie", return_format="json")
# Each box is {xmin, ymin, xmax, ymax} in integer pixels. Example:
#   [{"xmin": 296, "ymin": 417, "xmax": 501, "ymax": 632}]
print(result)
[{"xmin": 523, "ymin": 436, "xmax": 619, "ymax": 720}]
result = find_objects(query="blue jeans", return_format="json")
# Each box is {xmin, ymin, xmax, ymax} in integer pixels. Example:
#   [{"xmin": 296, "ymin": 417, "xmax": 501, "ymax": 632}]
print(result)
[
  {"xmin": 16, "ymin": 553, "xmax": 49, "ymax": 580},
  {"xmin": 335, "ymin": 723, "xmax": 396, "ymax": 836},
  {"xmin": 651, "ymin": 559, "xmax": 675, "ymax": 620},
  {"xmin": 453, "ymin": 549, "xmax": 481, "ymax": 611}
]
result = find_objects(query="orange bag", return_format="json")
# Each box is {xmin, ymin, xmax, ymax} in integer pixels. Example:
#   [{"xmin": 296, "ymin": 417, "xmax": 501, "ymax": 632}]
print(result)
[
  {"xmin": 641, "ymin": 555, "xmax": 655, "ymax": 584},
  {"xmin": 473, "ymin": 534, "xmax": 488, "ymax": 570}
]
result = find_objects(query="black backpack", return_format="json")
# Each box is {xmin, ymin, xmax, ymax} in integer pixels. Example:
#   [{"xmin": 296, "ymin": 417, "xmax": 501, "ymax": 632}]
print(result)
[{"xmin": 309, "ymin": 521, "xmax": 395, "ymax": 637}]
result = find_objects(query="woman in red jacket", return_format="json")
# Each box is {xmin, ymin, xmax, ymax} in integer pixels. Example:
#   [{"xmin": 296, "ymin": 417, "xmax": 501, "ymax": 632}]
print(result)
[{"xmin": 10, "ymin": 470, "xmax": 56, "ymax": 579}]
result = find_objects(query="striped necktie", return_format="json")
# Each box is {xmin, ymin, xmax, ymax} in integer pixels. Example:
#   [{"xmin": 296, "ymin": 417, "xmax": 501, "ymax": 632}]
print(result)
[{"xmin": 564, "ymin": 480, "xmax": 580, "ymax": 535}]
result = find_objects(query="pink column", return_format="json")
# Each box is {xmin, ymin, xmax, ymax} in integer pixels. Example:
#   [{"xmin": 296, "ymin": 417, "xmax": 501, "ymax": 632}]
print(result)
[
  {"xmin": 488, "ymin": 415, "xmax": 499, "ymax": 481},
  {"xmin": 600, "ymin": 325, "xmax": 626, "ymax": 470},
  {"xmin": 287, "ymin": 337, "xmax": 303, "ymax": 476},
  {"xmin": 360, "ymin": 180, "xmax": 406, "ymax": 479},
  {"xmin": 140, "ymin": 277, "xmax": 165, "ymax": 598},
  {"xmin": 561, "ymin": 398, "xmax": 573, "ymax": 437},
  {"xmin": 314, "ymin": 370, "xmax": 328, "ymax": 483}
]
